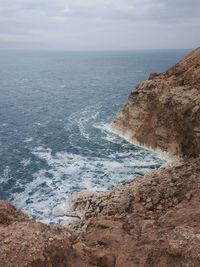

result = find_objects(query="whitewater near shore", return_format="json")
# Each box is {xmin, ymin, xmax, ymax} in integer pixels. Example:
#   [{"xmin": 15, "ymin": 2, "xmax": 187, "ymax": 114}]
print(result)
[{"xmin": 0, "ymin": 47, "xmax": 200, "ymax": 267}]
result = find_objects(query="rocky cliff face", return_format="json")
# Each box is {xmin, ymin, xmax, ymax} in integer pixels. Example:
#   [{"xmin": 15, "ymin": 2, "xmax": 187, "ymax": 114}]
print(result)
[
  {"xmin": 1, "ymin": 48, "xmax": 200, "ymax": 267},
  {"xmin": 112, "ymin": 48, "xmax": 200, "ymax": 158},
  {"xmin": 66, "ymin": 48, "xmax": 200, "ymax": 267}
]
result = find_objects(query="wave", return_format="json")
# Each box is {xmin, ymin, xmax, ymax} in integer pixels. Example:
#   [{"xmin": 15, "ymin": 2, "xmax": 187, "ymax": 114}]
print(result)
[{"xmin": 9, "ymin": 105, "xmax": 164, "ymax": 223}]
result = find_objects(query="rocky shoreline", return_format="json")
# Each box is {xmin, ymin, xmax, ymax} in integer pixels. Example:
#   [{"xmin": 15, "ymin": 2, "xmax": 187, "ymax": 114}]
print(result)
[{"xmin": 0, "ymin": 48, "xmax": 200, "ymax": 266}]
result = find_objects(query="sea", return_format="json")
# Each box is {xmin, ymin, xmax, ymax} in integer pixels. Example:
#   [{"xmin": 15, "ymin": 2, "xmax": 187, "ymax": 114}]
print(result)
[{"xmin": 0, "ymin": 49, "xmax": 189, "ymax": 223}]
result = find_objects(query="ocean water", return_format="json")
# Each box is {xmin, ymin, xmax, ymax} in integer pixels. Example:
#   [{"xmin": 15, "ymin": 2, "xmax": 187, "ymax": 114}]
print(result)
[{"xmin": 0, "ymin": 49, "xmax": 189, "ymax": 223}]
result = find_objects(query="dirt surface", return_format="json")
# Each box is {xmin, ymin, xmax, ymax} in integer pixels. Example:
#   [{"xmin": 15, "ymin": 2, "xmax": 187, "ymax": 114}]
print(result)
[
  {"xmin": 0, "ymin": 48, "xmax": 200, "ymax": 266},
  {"xmin": 0, "ymin": 201, "xmax": 90, "ymax": 267}
]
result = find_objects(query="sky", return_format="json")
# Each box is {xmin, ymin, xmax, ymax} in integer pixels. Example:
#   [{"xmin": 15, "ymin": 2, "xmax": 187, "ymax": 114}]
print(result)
[{"xmin": 0, "ymin": 0, "xmax": 200, "ymax": 50}]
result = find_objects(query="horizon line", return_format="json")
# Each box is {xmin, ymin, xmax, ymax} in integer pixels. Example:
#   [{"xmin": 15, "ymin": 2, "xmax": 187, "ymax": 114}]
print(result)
[{"xmin": 0, "ymin": 47, "xmax": 192, "ymax": 52}]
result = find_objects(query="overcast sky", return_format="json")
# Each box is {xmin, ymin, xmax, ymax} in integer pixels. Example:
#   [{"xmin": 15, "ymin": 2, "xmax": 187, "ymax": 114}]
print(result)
[{"xmin": 0, "ymin": 0, "xmax": 200, "ymax": 50}]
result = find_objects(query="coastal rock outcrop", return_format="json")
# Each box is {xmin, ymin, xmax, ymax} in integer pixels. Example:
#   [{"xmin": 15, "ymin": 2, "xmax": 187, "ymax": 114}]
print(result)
[
  {"xmin": 112, "ymin": 47, "xmax": 200, "ymax": 158},
  {"xmin": 67, "ymin": 47, "xmax": 200, "ymax": 266}
]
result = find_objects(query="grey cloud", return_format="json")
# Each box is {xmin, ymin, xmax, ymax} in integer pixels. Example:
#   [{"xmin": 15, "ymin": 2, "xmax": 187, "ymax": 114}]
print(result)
[
  {"xmin": 0, "ymin": 0, "xmax": 199, "ymax": 50},
  {"xmin": 1, "ymin": 0, "xmax": 200, "ymax": 21}
]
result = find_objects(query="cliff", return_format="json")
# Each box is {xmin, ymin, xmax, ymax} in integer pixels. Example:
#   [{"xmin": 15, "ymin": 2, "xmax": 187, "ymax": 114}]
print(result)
[
  {"xmin": 67, "ymin": 47, "xmax": 200, "ymax": 266},
  {"xmin": 112, "ymin": 47, "xmax": 200, "ymax": 158},
  {"xmin": 1, "ymin": 48, "xmax": 200, "ymax": 267}
]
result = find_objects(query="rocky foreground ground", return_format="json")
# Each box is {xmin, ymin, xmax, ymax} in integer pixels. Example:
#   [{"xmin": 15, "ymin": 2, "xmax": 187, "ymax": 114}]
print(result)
[{"xmin": 0, "ymin": 48, "xmax": 200, "ymax": 266}]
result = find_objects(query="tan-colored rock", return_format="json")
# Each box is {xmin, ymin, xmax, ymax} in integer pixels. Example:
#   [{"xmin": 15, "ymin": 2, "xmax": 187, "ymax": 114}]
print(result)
[
  {"xmin": 112, "ymin": 47, "xmax": 200, "ymax": 158},
  {"xmin": 66, "ymin": 48, "xmax": 200, "ymax": 266},
  {"xmin": 0, "ymin": 201, "xmax": 89, "ymax": 267}
]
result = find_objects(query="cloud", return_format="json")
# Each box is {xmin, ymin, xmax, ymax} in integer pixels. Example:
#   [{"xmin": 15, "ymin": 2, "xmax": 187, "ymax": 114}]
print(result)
[
  {"xmin": 1, "ymin": 0, "xmax": 200, "ymax": 21},
  {"xmin": 0, "ymin": 0, "xmax": 199, "ymax": 50}
]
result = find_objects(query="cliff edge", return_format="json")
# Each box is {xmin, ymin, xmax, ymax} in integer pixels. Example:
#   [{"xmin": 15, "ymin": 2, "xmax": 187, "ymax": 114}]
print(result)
[{"xmin": 112, "ymin": 47, "xmax": 200, "ymax": 158}]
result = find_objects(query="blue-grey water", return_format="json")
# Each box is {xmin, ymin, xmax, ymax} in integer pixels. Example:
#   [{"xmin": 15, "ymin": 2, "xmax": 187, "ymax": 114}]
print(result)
[{"xmin": 0, "ymin": 50, "xmax": 189, "ymax": 223}]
